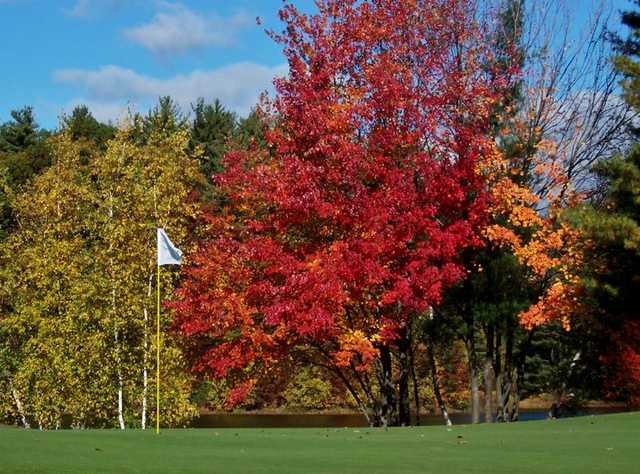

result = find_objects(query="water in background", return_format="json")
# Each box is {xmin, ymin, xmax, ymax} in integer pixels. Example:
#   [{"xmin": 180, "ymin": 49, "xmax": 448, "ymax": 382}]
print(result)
[{"xmin": 192, "ymin": 407, "xmax": 627, "ymax": 428}]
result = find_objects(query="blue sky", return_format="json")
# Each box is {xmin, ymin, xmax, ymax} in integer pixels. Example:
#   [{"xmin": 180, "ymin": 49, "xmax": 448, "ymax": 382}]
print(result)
[{"xmin": 0, "ymin": 0, "xmax": 635, "ymax": 128}]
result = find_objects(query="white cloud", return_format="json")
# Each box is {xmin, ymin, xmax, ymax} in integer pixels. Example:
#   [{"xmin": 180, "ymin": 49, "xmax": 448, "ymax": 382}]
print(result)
[
  {"xmin": 61, "ymin": 98, "xmax": 134, "ymax": 124},
  {"xmin": 123, "ymin": 3, "xmax": 252, "ymax": 56},
  {"xmin": 65, "ymin": 0, "xmax": 141, "ymax": 18},
  {"xmin": 66, "ymin": 0, "xmax": 90, "ymax": 17},
  {"xmin": 53, "ymin": 62, "xmax": 287, "ymax": 121}
]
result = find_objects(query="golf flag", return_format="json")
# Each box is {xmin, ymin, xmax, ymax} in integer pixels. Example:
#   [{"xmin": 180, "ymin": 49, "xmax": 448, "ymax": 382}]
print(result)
[
  {"xmin": 157, "ymin": 228, "xmax": 182, "ymax": 266},
  {"xmin": 156, "ymin": 227, "xmax": 181, "ymax": 434}
]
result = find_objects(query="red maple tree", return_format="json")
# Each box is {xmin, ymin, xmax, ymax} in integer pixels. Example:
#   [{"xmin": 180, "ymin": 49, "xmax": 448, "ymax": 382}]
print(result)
[{"xmin": 172, "ymin": 0, "xmax": 513, "ymax": 426}]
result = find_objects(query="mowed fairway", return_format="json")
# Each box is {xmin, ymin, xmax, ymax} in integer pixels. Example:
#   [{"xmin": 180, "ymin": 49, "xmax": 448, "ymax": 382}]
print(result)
[{"xmin": 1, "ymin": 412, "xmax": 638, "ymax": 474}]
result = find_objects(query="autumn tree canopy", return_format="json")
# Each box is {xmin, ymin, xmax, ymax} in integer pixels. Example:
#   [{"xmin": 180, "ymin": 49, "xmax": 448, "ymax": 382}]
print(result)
[{"xmin": 172, "ymin": 0, "xmax": 514, "ymax": 426}]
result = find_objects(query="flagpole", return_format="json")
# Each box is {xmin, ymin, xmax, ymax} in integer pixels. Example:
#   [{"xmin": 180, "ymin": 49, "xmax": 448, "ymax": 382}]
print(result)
[
  {"xmin": 155, "ymin": 227, "xmax": 182, "ymax": 434},
  {"xmin": 156, "ymin": 262, "xmax": 160, "ymax": 434}
]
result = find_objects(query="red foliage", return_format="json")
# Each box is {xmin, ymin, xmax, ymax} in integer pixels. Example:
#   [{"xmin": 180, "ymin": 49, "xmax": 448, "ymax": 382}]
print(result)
[
  {"xmin": 172, "ymin": 0, "xmax": 512, "ymax": 406},
  {"xmin": 602, "ymin": 321, "xmax": 640, "ymax": 406}
]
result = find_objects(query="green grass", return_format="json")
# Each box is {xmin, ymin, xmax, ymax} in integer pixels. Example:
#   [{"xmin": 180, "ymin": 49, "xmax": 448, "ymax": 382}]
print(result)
[{"xmin": 1, "ymin": 412, "xmax": 639, "ymax": 473}]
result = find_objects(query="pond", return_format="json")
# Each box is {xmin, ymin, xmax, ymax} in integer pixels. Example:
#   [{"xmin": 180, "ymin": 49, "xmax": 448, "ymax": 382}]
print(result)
[{"xmin": 191, "ymin": 407, "xmax": 628, "ymax": 428}]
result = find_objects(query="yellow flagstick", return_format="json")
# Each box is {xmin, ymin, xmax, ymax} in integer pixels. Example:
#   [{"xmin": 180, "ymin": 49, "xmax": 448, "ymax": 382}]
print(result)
[
  {"xmin": 155, "ymin": 228, "xmax": 181, "ymax": 434},
  {"xmin": 156, "ymin": 262, "xmax": 161, "ymax": 434}
]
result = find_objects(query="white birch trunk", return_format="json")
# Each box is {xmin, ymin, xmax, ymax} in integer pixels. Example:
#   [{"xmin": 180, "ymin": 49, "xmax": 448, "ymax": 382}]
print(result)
[
  {"xmin": 141, "ymin": 270, "xmax": 154, "ymax": 430},
  {"xmin": 142, "ymin": 307, "xmax": 148, "ymax": 431},
  {"xmin": 117, "ymin": 376, "xmax": 125, "ymax": 429},
  {"xmin": 441, "ymin": 405, "xmax": 453, "ymax": 427},
  {"xmin": 10, "ymin": 383, "xmax": 29, "ymax": 429},
  {"xmin": 114, "ymin": 311, "xmax": 125, "ymax": 431},
  {"xmin": 427, "ymin": 342, "xmax": 453, "ymax": 427},
  {"xmin": 109, "ymin": 192, "xmax": 125, "ymax": 430}
]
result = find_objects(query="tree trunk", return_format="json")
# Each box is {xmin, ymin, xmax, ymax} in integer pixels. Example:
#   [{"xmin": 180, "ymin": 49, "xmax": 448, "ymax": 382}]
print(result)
[
  {"xmin": 141, "ymin": 270, "xmax": 154, "ymax": 430},
  {"xmin": 508, "ymin": 368, "xmax": 519, "ymax": 421},
  {"xmin": 470, "ymin": 363, "xmax": 481, "ymax": 424},
  {"xmin": 483, "ymin": 324, "xmax": 494, "ymax": 423},
  {"xmin": 499, "ymin": 324, "xmax": 514, "ymax": 422},
  {"xmin": 10, "ymin": 382, "xmax": 29, "ymax": 429},
  {"xmin": 109, "ymin": 193, "xmax": 125, "ymax": 431},
  {"xmin": 465, "ymin": 326, "xmax": 480, "ymax": 424},
  {"xmin": 113, "ymin": 278, "xmax": 125, "ymax": 431},
  {"xmin": 409, "ymin": 336, "xmax": 421, "ymax": 426},
  {"xmin": 427, "ymin": 342, "xmax": 452, "ymax": 426},
  {"xmin": 116, "ymin": 322, "xmax": 125, "ymax": 431},
  {"xmin": 495, "ymin": 372, "xmax": 504, "ymax": 421},
  {"xmin": 142, "ymin": 309, "xmax": 148, "ymax": 431},
  {"xmin": 376, "ymin": 345, "xmax": 397, "ymax": 428},
  {"xmin": 313, "ymin": 342, "xmax": 375, "ymax": 427},
  {"xmin": 510, "ymin": 328, "xmax": 535, "ymax": 422},
  {"xmin": 396, "ymin": 334, "xmax": 411, "ymax": 426},
  {"xmin": 337, "ymin": 368, "xmax": 374, "ymax": 427},
  {"xmin": 494, "ymin": 328, "xmax": 505, "ymax": 422}
]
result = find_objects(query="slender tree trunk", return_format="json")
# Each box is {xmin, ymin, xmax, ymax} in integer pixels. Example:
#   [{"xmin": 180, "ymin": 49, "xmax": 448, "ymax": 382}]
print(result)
[
  {"xmin": 142, "ymin": 306, "xmax": 148, "ymax": 431},
  {"xmin": 10, "ymin": 382, "xmax": 29, "ymax": 429},
  {"xmin": 495, "ymin": 328, "xmax": 505, "ymax": 422},
  {"xmin": 500, "ymin": 324, "xmax": 514, "ymax": 422},
  {"xmin": 397, "ymin": 334, "xmax": 411, "ymax": 426},
  {"xmin": 114, "ymin": 314, "xmax": 125, "ymax": 431},
  {"xmin": 408, "ymin": 336, "xmax": 421, "ymax": 426},
  {"xmin": 483, "ymin": 324, "xmax": 494, "ymax": 423},
  {"xmin": 465, "ymin": 326, "xmax": 480, "ymax": 424},
  {"xmin": 141, "ymin": 270, "xmax": 154, "ymax": 430},
  {"xmin": 376, "ymin": 345, "xmax": 397, "ymax": 428},
  {"xmin": 313, "ymin": 343, "xmax": 375, "ymax": 426},
  {"xmin": 427, "ymin": 342, "xmax": 452, "ymax": 426},
  {"xmin": 495, "ymin": 373, "xmax": 504, "ymax": 421},
  {"xmin": 337, "ymin": 368, "xmax": 373, "ymax": 427},
  {"xmin": 109, "ymin": 192, "xmax": 125, "ymax": 431},
  {"xmin": 470, "ymin": 364, "xmax": 480, "ymax": 424},
  {"xmin": 508, "ymin": 368, "xmax": 519, "ymax": 421},
  {"xmin": 113, "ymin": 279, "xmax": 125, "ymax": 431},
  {"xmin": 510, "ymin": 328, "xmax": 534, "ymax": 422}
]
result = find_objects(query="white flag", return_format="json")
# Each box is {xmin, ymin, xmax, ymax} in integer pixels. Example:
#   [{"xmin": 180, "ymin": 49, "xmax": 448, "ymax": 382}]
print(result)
[{"xmin": 157, "ymin": 228, "xmax": 182, "ymax": 266}]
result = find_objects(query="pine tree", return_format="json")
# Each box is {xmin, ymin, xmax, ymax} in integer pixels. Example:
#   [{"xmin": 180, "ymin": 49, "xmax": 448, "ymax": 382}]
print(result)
[
  {"xmin": 0, "ymin": 107, "xmax": 51, "ymax": 239},
  {"xmin": 141, "ymin": 96, "xmax": 188, "ymax": 139},
  {"xmin": 61, "ymin": 105, "xmax": 116, "ymax": 146},
  {"xmin": 190, "ymin": 98, "xmax": 237, "ymax": 179},
  {"xmin": 611, "ymin": 0, "xmax": 640, "ymax": 112}
]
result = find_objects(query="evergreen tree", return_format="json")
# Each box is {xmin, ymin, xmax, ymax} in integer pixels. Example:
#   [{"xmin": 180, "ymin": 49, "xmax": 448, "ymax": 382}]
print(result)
[
  {"xmin": 570, "ymin": 147, "xmax": 640, "ymax": 405},
  {"xmin": 61, "ymin": 105, "xmax": 116, "ymax": 146},
  {"xmin": 142, "ymin": 97, "xmax": 188, "ymax": 138},
  {"xmin": 566, "ymin": 0, "xmax": 640, "ymax": 406},
  {"xmin": 611, "ymin": 0, "xmax": 640, "ymax": 112},
  {"xmin": 190, "ymin": 98, "xmax": 237, "ymax": 179},
  {"xmin": 0, "ymin": 107, "xmax": 42, "ymax": 153},
  {"xmin": 237, "ymin": 108, "xmax": 267, "ymax": 150},
  {"xmin": 0, "ymin": 107, "xmax": 51, "ymax": 240}
]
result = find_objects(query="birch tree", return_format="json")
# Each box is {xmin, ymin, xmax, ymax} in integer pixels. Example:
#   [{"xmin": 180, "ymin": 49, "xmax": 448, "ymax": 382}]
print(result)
[{"xmin": 0, "ymin": 127, "xmax": 202, "ymax": 428}]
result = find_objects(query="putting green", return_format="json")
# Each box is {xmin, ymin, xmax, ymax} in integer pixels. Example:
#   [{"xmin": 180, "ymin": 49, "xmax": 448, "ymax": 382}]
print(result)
[{"xmin": 0, "ymin": 412, "xmax": 638, "ymax": 473}]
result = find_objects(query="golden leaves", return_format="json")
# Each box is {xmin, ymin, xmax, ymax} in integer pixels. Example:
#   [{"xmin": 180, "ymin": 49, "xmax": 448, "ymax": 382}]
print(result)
[
  {"xmin": 334, "ymin": 329, "xmax": 377, "ymax": 371},
  {"xmin": 480, "ymin": 134, "xmax": 586, "ymax": 329}
]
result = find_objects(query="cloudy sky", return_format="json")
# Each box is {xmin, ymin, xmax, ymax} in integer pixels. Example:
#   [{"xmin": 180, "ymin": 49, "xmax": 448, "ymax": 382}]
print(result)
[{"xmin": 0, "ymin": 0, "xmax": 633, "ymax": 128}]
